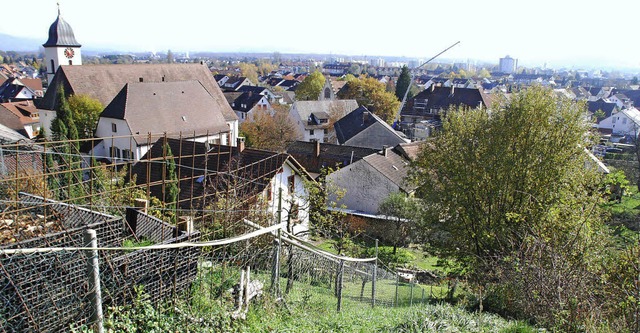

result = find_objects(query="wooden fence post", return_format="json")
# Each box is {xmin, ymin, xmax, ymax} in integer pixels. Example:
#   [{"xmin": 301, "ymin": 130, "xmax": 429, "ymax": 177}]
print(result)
[{"xmin": 84, "ymin": 229, "xmax": 104, "ymax": 333}]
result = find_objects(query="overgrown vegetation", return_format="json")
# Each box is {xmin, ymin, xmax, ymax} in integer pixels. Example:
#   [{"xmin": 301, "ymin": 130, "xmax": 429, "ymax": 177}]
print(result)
[
  {"xmin": 409, "ymin": 87, "xmax": 639, "ymax": 331},
  {"xmin": 71, "ymin": 269, "xmax": 535, "ymax": 333}
]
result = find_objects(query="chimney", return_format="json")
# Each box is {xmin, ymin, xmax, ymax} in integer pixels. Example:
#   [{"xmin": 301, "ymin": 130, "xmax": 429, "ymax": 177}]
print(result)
[
  {"xmin": 362, "ymin": 111, "xmax": 370, "ymax": 125},
  {"xmin": 382, "ymin": 145, "xmax": 388, "ymax": 157},
  {"xmin": 315, "ymin": 140, "xmax": 321, "ymax": 157},
  {"xmin": 237, "ymin": 137, "xmax": 245, "ymax": 152}
]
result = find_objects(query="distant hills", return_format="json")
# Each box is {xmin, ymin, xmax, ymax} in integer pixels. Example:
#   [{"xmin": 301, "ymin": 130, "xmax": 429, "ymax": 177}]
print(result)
[{"xmin": 0, "ymin": 33, "xmax": 43, "ymax": 52}]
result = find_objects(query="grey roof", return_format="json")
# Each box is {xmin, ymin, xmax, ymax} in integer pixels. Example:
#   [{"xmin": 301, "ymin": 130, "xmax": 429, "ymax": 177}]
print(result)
[
  {"xmin": 40, "ymin": 63, "xmax": 237, "ymax": 122},
  {"xmin": 100, "ymin": 81, "xmax": 230, "ymax": 146},
  {"xmin": 402, "ymin": 86, "xmax": 491, "ymax": 115},
  {"xmin": 587, "ymin": 98, "xmax": 617, "ymax": 118},
  {"xmin": 291, "ymin": 100, "xmax": 358, "ymax": 128},
  {"xmin": 362, "ymin": 149, "xmax": 415, "ymax": 193},
  {"xmin": 0, "ymin": 122, "xmax": 28, "ymax": 143},
  {"xmin": 42, "ymin": 11, "xmax": 81, "ymax": 47},
  {"xmin": 334, "ymin": 106, "xmax": 408, "ymax": 149},
  {"xmin": 286, "ymin": 140, "xmax": 378, "ymax": 174}
]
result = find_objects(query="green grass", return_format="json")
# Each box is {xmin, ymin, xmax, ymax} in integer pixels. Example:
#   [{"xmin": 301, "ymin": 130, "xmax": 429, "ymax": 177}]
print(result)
[
  {"xmin": 314, "ymin": 238, "xmax": 449, "ymax": 274},
  {"xmin": 243, "ymin": 271, "xmax": 535, "ymax": 333},
  {"xmin": 72, "ymin": 264, "xmax": 537, "ymax": 332}
]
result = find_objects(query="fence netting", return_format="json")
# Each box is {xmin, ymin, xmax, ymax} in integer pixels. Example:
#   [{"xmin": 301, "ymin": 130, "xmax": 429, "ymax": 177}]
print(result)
[{"xmin": 0, "ymin": 136, "xmax": 447, "ymax": 332}]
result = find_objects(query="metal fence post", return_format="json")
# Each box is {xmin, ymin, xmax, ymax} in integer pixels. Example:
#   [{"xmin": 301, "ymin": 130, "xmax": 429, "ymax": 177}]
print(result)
[
  {"xmin": 371, "ymin": 239, "xmax": 378, "ymax": 308},
  {"xmin": 410, "ymin": 282, "xmax": 414, "ymax": 306},
  {"xmin": 337, "ymin": 260, "xmax": 344, "ymax": 312},
  {"xmin": 84, "ymin": 229, "xmax": 104, "ymax": 333},
  {"xmin": 395, "ymin": 271, "xmax": 399, "ymax": 307}
]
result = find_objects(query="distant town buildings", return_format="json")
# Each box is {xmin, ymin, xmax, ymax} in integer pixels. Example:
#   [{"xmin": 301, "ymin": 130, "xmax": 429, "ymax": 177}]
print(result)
[{"xmin": 499, "ymin": 55, "xmax": 517, "ymax": 74}]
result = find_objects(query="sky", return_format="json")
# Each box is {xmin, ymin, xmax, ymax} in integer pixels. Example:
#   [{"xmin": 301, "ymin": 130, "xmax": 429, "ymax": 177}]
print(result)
[{"xmin": 2, "ymin": 0, "xmax": 640, "ymax": 70}]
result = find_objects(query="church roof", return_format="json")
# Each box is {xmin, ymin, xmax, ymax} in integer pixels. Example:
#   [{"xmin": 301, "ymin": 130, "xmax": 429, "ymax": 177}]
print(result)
[
  {"xmin": 100, "ymin": 81, "xmax": 230, "ymax": 146},
  {"xmin": 39, "ymin": 63, "xmax": 238, "ymax": 122},
  {"xmin": 43, "ymin": 9, "xmax": 81, "ymax": 47}
]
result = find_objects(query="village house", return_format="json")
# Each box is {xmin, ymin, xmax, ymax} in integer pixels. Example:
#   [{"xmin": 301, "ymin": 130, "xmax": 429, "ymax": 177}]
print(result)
[
  {"xmin": 224, "ymin": 90, "xmax": 271, "ymax": 123},
  {"xmin": 0, "ymin": 101, "xmax": 41, "ymax": 139},
  {"xmin": 0, "ymin": 78, "xmax": 44, "ymax": 102},
  {"xmin": 286, "ymin": 140, "xmax": 378, "ymax": 179},
  {"xmin": 334, "ymin": 106, "xmax": 409, "ymax": 149},
  {"xmin": 399, "ymin": 86, "xmax": 491, "ymax": 140},
  {"xmin": 289, "ymin": 100, "xmax": 358, "ymax": 143},
  {"xmin": 92, "ymin": 80, "xmax": 232, "ymax": 163},
  {"xmin": 130, "ymin": 137, "xmax": 314, "ymax": 235},
  {"xmin": 325, "ymin": 145, "xmax": 415, "ymax": 215},
  {"xmin": 598, "ymin": 107, "xmax": 640, "ymax": 138}
]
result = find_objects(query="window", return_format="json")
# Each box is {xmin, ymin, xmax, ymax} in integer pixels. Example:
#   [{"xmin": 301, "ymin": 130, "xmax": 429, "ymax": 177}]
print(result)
[
  {"xmin": 287, "ymin": 175, "xmax": 295, "ymax": 193},
  {"xmin": 110, "ymin": 146, "xmax": 121, "ymax": 159},
  {"xmin": 613, "ymin": 117, "xmax": 617, "ymax": 124},
  {"xmin": 323, "ymin": 128, "xmax": 328, "ymax": 134},
  {"xmin": 68, "ymin": 60, "xmax": 72, "ymax": 65},
  {"xmin": 50, "ymin": 60, "xmax": 55, "ymax": 74},
  {"xmin": 290, "ymin": 203, "xmax": 299, "ymax": 220},
  {"xmin": 122, "ymin": 149, "xmax": 132, "ymax": 160},
  {"xmin": 309, "ymin": 129, "xmax": 315, "ymax": 135},
  {"xmin": 623, "ymin": 118, "xmax": 627, "ymax": 124},
  {"xmin": 111, "ymin": 123, "xmax": 117, "ymax": 132}
]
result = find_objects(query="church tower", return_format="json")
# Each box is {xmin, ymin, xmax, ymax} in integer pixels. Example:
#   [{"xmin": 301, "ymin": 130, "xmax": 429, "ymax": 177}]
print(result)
[{"xmin": 43, "ymin": 4, "xmax": 81, "ymax": 85}]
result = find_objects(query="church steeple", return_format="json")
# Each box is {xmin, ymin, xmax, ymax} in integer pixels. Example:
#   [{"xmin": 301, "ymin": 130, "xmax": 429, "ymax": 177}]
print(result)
[{"xmin": 43, "ymin": 3, "xmax": 82, "ymax": 85}]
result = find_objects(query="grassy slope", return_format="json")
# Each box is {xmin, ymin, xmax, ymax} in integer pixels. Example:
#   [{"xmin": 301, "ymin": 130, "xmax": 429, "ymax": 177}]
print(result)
[{"xmin": 243, "ymin": 276, "xmax": 535, "ymax": 333}]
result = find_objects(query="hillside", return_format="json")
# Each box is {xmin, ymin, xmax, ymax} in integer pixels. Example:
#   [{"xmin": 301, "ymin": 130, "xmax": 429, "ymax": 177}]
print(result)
[{"xmin": 0, "ymin": 33, "xmax": 42, "ymax": 52}]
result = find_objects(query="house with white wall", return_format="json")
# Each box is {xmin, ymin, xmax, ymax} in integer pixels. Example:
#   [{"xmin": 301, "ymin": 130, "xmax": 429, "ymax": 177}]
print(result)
[
  {"xmin": 599, "ymin": 107, "xmax": 640, "ymax": 137},
  {"xmin": 39, "ymin": 63, "xmax": 239, "ymax": 145},
  {"xmin": 130, "ymin": 137, "xmax": 314, "ymax": 236},
  {"xmin": 288, "ymin": 100, "xmax": 358, "ymax": 143},
  {"xmin": 93, "ymin": 80, "xmax": 233, "ymax": 163}
]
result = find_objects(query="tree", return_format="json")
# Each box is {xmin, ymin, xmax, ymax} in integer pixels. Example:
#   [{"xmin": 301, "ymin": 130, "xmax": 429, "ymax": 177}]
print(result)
[
  {"xmin": 410, "ymin": 87, "xmax": 610, "ymax": 329},
  {"xmin": 237, "ymin": 62, "xmax": 259, "ymax": 84},
  {"xmin": 240, "ymin": 106, "xmax": 299, "ymax": 151},
  {"xmin": 378, "ymin": 192, "xmax": 420, "ymax": 254},
  {"xmin": 395, "ymin": 65, "xmax": 411, "ymax": 101},
  {"xmin": 347, "ymin": 63, "xmax": 361, "ymax": 75},
  {"xmin": 477, "ymin": 68, "xmax": 491, "ymax": 78},
  {"xmin": 295, "ymin": 71, "xmax": 325, "ymax": 101},
  {"xmin": 337, "ymin": 76, "xmax": 400, "ymax": 124},
  {"xmin": 68, "ymin": 94, "xmax": 103, "ymax": 139},
  {"xmin": 385, "ymin": 78, "xmax": 396, "ymax": 94},
  {"xmin": 50, "ymin": 87, "xmax": 79, "ymax": 143},
  {"xmin": 163, "ymin": 143, "xmax": 179, "ymax": 217},
  {"xmin": 167, "ymin": 49, "xmax": 174, "ymax": 63}
]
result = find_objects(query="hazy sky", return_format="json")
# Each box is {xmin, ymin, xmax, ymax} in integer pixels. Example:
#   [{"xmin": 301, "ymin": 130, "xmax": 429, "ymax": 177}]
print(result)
[{"xmin": 3, "ymin": 0, "xmax": 640, "ymax": 69}]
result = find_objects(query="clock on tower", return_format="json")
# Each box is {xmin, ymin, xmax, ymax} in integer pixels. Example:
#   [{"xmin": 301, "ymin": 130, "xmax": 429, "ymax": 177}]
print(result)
[{"xmin": 64, "ymin": 47, "xmax": 75, "ymax": 59}]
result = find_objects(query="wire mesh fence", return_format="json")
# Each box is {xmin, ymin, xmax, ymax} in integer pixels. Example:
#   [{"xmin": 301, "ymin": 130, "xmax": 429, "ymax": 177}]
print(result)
[{"xmin": 0, "ymin": 135, "xmax": 450, "ymax": 332}]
